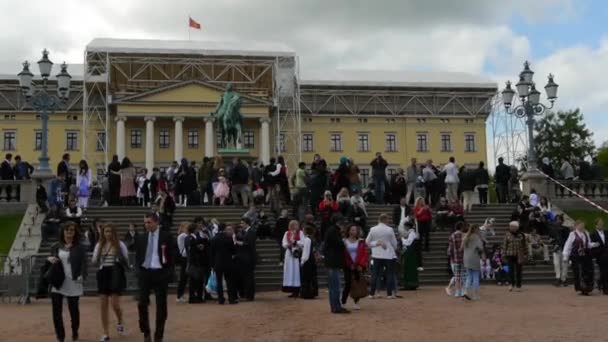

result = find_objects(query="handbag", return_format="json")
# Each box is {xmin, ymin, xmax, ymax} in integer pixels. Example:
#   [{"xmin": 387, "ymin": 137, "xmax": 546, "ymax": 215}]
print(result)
[
  {"xmin": 349, "ymin": 272, "xmax": 369, "ymax": 300},
  {"xmin": 44, "ymin": 260, "xmax": 65, "ymax": 289}
]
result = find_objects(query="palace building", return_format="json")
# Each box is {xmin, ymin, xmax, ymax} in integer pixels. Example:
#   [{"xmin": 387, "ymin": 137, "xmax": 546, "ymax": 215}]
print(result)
[{"xmin": 0, "ymin": 38, "xmax": 497, "ymax": 185}]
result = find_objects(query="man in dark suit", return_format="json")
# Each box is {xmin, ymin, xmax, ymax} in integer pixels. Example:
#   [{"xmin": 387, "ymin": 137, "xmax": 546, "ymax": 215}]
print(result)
[
  {"xmin": 210, "ymin": 224, "xmax": 238, "ymax": 304},
  {"xmin": 1, "ymin": 153, "xmax": 14, "ymax": 201},
  {"xmin": 590, "ymin": 222, "xmax": 608, "ymax": 294},
  {"xmin": 235, "ymin": 217, "xmax": 257, "ymax": 301},
  {"xmin": 136, "ymin": 213, "xmax": 175, "ymax": 342},
  {"xmin": 57, "ymin": 153, "xmax": 72, "ymax": 193}
]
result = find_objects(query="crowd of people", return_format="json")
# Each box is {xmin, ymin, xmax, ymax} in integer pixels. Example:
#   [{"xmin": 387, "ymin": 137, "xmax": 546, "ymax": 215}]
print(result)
[{"xmin": 29, "ymin": 149, "xmax": 608, "ymax": 342}]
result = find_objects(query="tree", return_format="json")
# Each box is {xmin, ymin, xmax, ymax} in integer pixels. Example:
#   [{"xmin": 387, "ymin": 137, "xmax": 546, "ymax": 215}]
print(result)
[
  {"xmin": 596, "ymin": 142, "xmax": 608, "ymax": 179},
  {"xmin": 534, "ymin": 109, "xmax": 595, "ymax": 167}
]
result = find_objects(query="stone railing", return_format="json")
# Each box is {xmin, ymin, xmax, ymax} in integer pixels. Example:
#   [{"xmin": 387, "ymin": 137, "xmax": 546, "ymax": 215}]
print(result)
[
  {"xmin": 552, "ymin": 180, "xmax": 608, "ymax": 199},
  {"xmin": 0, "ymin": 180, "xmax": 32, "ymax": 203}
]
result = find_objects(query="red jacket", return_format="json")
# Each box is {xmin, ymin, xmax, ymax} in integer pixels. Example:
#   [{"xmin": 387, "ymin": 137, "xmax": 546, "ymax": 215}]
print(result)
[
  {"xmin": 344, "ymin": 240, "xmax": 368, "ymax": 270},
  {"xmin": 415, "ymin": 206, "xmax": 432, "ymax": 222},
  {"xmin": 318, "ymin": 200, "xmax": 339, "ymax": 220}
]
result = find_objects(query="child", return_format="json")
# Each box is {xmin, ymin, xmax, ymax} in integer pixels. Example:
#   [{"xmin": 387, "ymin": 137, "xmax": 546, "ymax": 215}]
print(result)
[
  {"xmin": 491, "ymin": 245, "xmax": 508, "ymax": 285},
  {"xmin": 136, "ymin": 169, "xmax": 150, "ymax": 207},
  {"xmin": 480, "ymin": 255, "xmax": 493, "ymax": 280},
  {"xmin": 213, "ymin": 168, "xmax": 230, "ymax": 205}
]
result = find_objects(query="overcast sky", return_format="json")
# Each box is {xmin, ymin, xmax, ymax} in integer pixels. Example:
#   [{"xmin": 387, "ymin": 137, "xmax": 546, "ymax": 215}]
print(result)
[{"xmin": 1, "ymin": 0, "xmax": 607, "ymax": 159}]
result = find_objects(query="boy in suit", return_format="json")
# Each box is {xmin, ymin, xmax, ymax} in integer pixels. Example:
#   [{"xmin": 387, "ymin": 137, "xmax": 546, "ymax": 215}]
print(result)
[
  {"xmin": 136, "ymin": 213, "xmax": 175, "ymax": 342},
  {"xmin": 234, "ymin": 217, "xmax": 257, "ymax": 301},
  {"xmin": 590, "ymin": 219, "xmax": 608, "ymax": 294}
]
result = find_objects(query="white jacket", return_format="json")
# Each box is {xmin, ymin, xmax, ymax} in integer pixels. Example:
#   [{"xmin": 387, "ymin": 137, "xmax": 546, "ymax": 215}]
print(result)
[{"xmin": 366, "ymin": 222, "xmax": 398, "ymax": 260}]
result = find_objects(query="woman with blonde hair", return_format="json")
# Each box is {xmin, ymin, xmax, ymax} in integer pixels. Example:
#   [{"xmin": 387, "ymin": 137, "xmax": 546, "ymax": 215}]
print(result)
[
  {"xmin": 336, "ymin": 187, "xmax": 351, "ymax": 216},
  {"xmin": 92, "ymin": 223, "xmax": 129, "ymax": 341},
  {"xmin": 282, "ymin": 220, "xmax": 304, "ymax": 297},
  {"xmin": 461, "ymin": 224, "xmax": 484, "ymax": 300}
]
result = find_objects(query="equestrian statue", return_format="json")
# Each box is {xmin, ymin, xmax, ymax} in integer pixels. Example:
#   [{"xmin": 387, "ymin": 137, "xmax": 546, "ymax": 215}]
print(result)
[{"xmin": 212, "ymin": 83, "xmax": 244, "ymax": 149}]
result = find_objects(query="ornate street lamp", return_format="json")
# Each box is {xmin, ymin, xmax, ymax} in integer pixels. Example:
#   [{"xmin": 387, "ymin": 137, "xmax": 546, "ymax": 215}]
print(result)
[
  {"xmin": 18, "ymin": 49, "xmax": 71, "ymax": 174},
  {"xmin": 501, "ymin": 61, "xmax": 558, "ymax": 170}
]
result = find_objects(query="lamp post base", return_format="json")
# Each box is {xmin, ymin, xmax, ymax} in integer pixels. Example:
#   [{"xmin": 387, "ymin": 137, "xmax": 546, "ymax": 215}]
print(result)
[
  {"xmin": 27, "ymin": 169, "xmax": 55, "ymax": 205},
  {"xmin": 521, "ymin": 168, "xmax": 553, "ymax": 199}
]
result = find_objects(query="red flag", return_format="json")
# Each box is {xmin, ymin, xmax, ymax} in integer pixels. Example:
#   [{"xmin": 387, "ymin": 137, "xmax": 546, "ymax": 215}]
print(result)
[{"xmin": 189, "ymin": 17, "xmax": 201, "ymax": 30}]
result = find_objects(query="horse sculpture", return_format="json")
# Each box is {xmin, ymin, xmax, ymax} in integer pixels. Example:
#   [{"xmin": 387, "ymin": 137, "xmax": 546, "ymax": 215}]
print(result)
[{"xmin": 213, "ymin": 83, "xmax": 243, "ymax": 149}]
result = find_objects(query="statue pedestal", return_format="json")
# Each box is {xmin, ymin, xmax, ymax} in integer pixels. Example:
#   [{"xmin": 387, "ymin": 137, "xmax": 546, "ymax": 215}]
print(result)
[
  {"xmin": 218, "ymin": 148, "xmax": 250, "ymax": 155},
  {"xmin": 27, "ymin": 169, "xmax": 55, "ymax": 204},
  {"xmin": 521, "ymin": 169, "xmax": 553, "ymax": 198}
]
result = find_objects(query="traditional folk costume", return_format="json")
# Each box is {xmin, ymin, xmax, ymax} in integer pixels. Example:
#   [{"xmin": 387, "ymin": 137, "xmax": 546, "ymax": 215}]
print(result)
[
  {"xmin": 401, "ymin": 227, "xmax": 420, "ymax": 290},
  {"xmin": 282, "ymin": 229, "xmax": 304, "ymax": 295},
  {"xmin": 299, "ymin": 234, "xmax": 318, "ymax": 299},
  {"xmin": 563, "ymin": 230, "xmax": 595, "ymax": 295}
]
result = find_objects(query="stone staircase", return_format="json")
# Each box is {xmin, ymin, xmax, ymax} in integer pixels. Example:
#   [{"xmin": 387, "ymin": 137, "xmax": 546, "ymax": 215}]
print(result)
[{"xmin": 29, "ymin": 203, "xmax": 559, "ymax": 294}]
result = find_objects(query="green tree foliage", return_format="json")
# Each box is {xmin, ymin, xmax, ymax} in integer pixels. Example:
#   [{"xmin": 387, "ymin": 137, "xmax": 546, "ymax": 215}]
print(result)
[
  {"xmin": 534, "ymin": 109, "xmax": 595, "ymax": 165},
  {"xmin": 596, "ymin": 142, "xmax": 608, "ymax": 178}
]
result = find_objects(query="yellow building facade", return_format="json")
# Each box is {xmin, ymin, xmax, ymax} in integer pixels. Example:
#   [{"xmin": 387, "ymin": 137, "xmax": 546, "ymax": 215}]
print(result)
[{"xmin": 0, "ymin": 38, "xmax": 496, "ymax": 184}]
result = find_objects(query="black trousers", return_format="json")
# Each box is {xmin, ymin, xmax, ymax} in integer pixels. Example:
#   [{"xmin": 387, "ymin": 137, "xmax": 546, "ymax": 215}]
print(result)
[
  {"xmin": 240, "ymin": 265, "xmax": 255, "ymax": 300},
  {"xmin": 201, "ymin": 183, "xmax": 213, "ymax": 205},
  {"xmin": 478, "ymin": 187, "xmax": 488, "ymax": 205},
  {"xmin": 215, "ymin": 268, "xmax": 237, "ymax": 303},
  {"xmin": 51, "ymin": 293, "xmax": 80, "ymax": 341},
  {"xmin": 597, "ymin": 258, "xmax": 608, "ymax": 294},
  {"xmin": 571, "ymin": 255, "xmax": 594, "ymax": 293},
  {"xmin": 496, "ymin": 183, "xmax": 508, "ymax": 203},
  {"xmin": 341, "ymin": 268, "xmax": 361, "ymax": 304},
  {"xmin": 137, "ymin": 269, "xmax": 169, "ymax": 339},
  {"xmin": 176, "ymin": 257, "xmax": 188, "ymax": 298},
  {"xmin": 418, "ymin": 220, "xmax": 431, "ymax": 251},
  {"xmin": 507, "ymin": 256, "xmax": 523, "ymax": 288},
  {"xmin": 188, "ymin": 270, "xmax": 205, "ymax": 302}
]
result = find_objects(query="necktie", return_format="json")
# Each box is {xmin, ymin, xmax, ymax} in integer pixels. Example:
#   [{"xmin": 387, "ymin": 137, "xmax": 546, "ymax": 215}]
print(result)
[{"xmin": 144, "ymin": 232, "xmax": 155, "ymax": 269}]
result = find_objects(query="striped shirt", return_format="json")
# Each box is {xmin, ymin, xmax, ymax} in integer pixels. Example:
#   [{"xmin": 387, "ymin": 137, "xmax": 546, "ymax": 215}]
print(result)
[{"xmin": 92, "ymin": 241, "xmax": 129, "ymax": 269}]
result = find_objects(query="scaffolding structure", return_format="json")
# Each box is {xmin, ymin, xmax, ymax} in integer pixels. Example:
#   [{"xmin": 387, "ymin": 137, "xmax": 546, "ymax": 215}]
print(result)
[
  {"xmin": 489, "ymin": 94, "xmax": 528, "ymax": 167},
  {"xmin": 81, "ymin": 42, "xmax": 301, "ymax": 171}
]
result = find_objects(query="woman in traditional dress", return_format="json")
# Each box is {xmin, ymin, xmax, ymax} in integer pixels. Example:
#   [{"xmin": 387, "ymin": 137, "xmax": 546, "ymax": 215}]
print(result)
[
  {"xmin": 341, "ymin": 224, "xmax": 368, "ymax": 310},
  {"xmin": 563, "ymin": 220, "xmax": 597, "ymax": 295},
  {"xmin": 76, "ymin": 160, "xmax": 92, "ymax": 209},
  {"xmin": 300, "ymin": 225, "xmax": 318, "ymax": 299},
  {"xmin": 281, "ymin": 220, "xmax": 304, "ymax": 297},
  {"xmin": 401, "ymin": 221, "xmax": 420, "ymax": 290},
  {"xmin": 111, "ymin": 157, "xmax": 137, "ymax": 205}
]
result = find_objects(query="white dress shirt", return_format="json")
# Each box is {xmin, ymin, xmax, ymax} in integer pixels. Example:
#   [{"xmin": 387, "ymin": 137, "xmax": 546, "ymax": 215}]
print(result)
[
  {"xmin": 563, "ymin": 230, "xmax": 596, "ymax": 259},
  {"xmin": 143, "ymin": 229, "xmax": 162, "ymax": 269},
  {"xmin": 443, "ymin": 162, "xmax": 459, "ymax": 184},
  {"xmin": 597, "ymin": 230, "xmax": 605, "ymax": 244}
]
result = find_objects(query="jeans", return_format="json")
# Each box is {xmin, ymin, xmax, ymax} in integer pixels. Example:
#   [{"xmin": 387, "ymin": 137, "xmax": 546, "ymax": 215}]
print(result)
[
  {"xmin": 51, "ymin": 293, "xmax": 80, "ymax": 341},
  {"xmin": 553, "ymin": 251, "xmax": 568, "ymax": 282},
  {"xmin": 465, "ymin": 268, "xmax": 480, "ymax": 293},
  {"xmin": 327, "ymin": 268, "xmax": 342, "ymax": 312},
  {"xmin": 507, "ymin": 256, "xmax": 523, "ymax": 288},
  {"xmin": 370, "ymin": 258, "xmax": 396, "ymax": 296},
  {"xmin": 373, "ymin": 177, "xmax": 386, "ymax": 204}
]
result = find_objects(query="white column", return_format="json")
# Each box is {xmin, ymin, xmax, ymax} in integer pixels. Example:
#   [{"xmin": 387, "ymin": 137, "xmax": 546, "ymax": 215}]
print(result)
[
  {"xmin": 115, "ymin": 116, "xmax": 126, "ymax": 161},
  {"xmin": 173, "ymin": 116, "xmax": 184, "ymax": 162},
  {"xmin": 204, "ymin": 117, "xmax": 215, "ymax": 157},
  {"xmin": 260, "ymin": 118, "xmax": 271, "ymax": 165},
  {"xmin": 145, "ymin": 116, "xmax": 155, "ymax": 176}
]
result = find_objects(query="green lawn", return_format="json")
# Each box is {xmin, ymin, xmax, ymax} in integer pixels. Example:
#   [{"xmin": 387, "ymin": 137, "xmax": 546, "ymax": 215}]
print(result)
[
  {"xmin": 0, "ymin": 214, "xmax": 23, "ymax": 255},
  {"xmin": 565, "ymin": 210, "xmax": 608, "ymax": 230}
]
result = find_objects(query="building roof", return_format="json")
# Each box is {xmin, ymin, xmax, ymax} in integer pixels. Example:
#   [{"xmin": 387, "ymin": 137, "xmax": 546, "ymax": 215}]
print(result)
[
  {"xmin": 0, "ymin": 63, "xmax": 84, "ymax": 81},
  {"xmin": 300, "ymin": 69, "xmax": 497, "ymax": 89},
  {"xmin": 86, "ymin": 38, "xmax": 296, "ymax": 57}
]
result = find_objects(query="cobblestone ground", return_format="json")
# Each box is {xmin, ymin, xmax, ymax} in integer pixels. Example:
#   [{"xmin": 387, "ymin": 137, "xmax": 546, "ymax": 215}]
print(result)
[{"xmin": 1, "ymin": 285, "xmax": 607, "ymax": 342}]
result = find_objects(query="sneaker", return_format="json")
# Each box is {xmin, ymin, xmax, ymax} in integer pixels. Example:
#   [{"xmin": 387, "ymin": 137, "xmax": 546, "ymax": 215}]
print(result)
[
  {"xmin": 445, "ymin": 287, "xmax": 452, "ymax": 296},
  {"xmin": 508, "ymin": 286, "xmax": 513, "ymax": 292},
  {"xmin": 387, "ymin": 295, "xmax": 397, "ymax": 299},
  {"xmin": 353, "ymin": 303, "xmax": 361, "ymax": 310},
  {"xmin": 417, "ymin": 267, "xmax": 424, "ymax": 271},
  {"xmin": 462, "ymin": 294, "xmax": 472, "ymax": 301},
  {"xmin": 176, "ymin": 297, "xmax": 186, "ymax": 303},
  {"xmin": 99, "ymin": 336, "xmax": 110, "ymax": 342}
]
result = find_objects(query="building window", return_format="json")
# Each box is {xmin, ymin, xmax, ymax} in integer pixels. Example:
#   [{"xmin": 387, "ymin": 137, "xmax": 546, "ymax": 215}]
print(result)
[
  {"xmin": 159, "ymin": 129, "xmax": 170, "ymax": 149},
  {"xmin": 385, "ymin": 133, "xmax": 397, "ymax": 152},
  {"xmin": 387, "ymin": 168, "xmax": 398, "ymax": 179},
  {"xmin": 416, "ymin": 133, "xmax": 428, "ymax": 152},
  {"xmin": 302, "ymin": 133, "xmax": 314, "ymax": 152},
  {"xmin": 465, "ymin": 134, "xmax": 476, "ymax": 152},
  {"xmin": 4, "ymin": 114, "xmax": 15, "ymax": 120},
  {"xmin": 279, "ymin": 133, "xmax": 287, "ymax": 153},
  {"xmin": 187, "ymin": 129, "xmax": 199, "ymax": 149},
  {"xmin": 3, "ymin": 131, "xmax": 16, "ymax": 151},
  {"xmin": 357, "ymin": 133, "xmax": 370, "ymax": 152},
  {"xmin": 360, "ymin": 168, "xmax": 370, "ymax": 188},
  {"xmin": 96, "ymin": 131, "xmax": 106, "ymax": 151},
  {"xmin": 330, "ymin": 133, "xmax": 342, "ymax": 152},
  {"xmin": 441, "ymin": 134, "xmax": 452, "ymax": 152},
  {"xmin": 34, "ymin": 131, "xmax": 42, "ymax": 151},
  {"xmin": 65, "ymin": 131, "xmax": 78, "ymax": 151},
  {"xmin": 130, "ymin": 129, "xmax": 142, "ymax": 148},
  {"xmin": 243, "ymin": 130, "xmax": 254, "ymax": 149}
]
